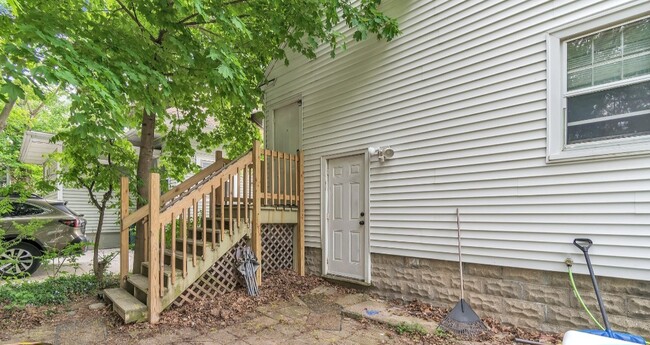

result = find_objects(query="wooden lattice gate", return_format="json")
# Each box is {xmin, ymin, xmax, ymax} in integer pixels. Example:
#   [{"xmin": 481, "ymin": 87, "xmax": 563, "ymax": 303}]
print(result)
[{"xmin": 173, "ymin": 223, "xmax": 295, "ymax": 307}]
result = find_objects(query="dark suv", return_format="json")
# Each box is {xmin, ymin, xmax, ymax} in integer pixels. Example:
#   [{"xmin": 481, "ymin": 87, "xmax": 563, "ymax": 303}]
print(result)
[{"xmin": 0, "ymin": 195, "xmax": 87, "ymax": 275}]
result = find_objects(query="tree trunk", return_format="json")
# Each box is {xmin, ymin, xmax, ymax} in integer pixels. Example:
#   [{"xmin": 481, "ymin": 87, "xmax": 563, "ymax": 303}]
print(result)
[
  {"xmin": 93, "ymin": 206, "xmax": 106, "ymax": 287},
  {"xmin": 133, "ymin": 109, "xmax": 156, "ymax": 273},
  {"xmin": 0, "ymin": 98, "xmax": 17, "ymax": 133}
]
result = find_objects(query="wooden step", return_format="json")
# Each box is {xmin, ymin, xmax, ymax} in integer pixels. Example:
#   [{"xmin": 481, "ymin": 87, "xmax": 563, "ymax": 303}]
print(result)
[
  {"xmin": 128, "ymin": 273, "xmax": 168, "ymax": 295},
  {"xmin": 104, "ymin": 288, "xmax": 147, "ymax": 324},
  {"xmin": 192, "ymin": 228, "xmax": 225, "ymax": 243},
  {"xmin": 162, "ymin": 248, "xmax": 203, "ymax": 267},
  {"xmin": 192, "ymin": 216, "xmax": 239, "ymax": 229},
  {"xmin": 174, "ymin": 237, "xmax": 219, "ymax": 256},
  {"xmin": 211, "ymin": 207, "xmax": 250, "ymax": 220},
  {"xmin": 141, "ymin": 262, "xmax": 183, "ymax": 287}
]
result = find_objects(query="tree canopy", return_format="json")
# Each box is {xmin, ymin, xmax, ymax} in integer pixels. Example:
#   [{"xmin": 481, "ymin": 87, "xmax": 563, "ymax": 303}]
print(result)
[{"xmin": 2, "ymin": 0, "xmax": 399, "ymax": 178}]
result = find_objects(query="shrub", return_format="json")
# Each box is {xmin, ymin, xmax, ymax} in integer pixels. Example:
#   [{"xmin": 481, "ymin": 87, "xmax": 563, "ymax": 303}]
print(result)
[{"xmin": 0, "ymin": 273, "xmax": 117, "ymax": 309}]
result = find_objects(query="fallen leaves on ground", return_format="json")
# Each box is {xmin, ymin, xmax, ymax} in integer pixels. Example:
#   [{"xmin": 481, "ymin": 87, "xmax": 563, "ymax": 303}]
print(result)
[
  {"xmin": 108, "ymin": 269, "xmax": 334, "ymax": 336},
  {"xmin": 2, "ymin": 271, "xmax": 565, "ymax": 345},
  {"xmin": 389, "ymin": 299, "xmax": 563, "ymax": 345}
]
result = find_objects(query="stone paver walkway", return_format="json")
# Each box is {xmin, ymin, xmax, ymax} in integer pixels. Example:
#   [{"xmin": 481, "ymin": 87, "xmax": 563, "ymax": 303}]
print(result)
[
  {"xmin": 3, "ymin": 285, "xmax": 426, "ymax": 344},
  {"xmin": 136, "ymin": 286, "xmax": 405, "ymax": 345}
]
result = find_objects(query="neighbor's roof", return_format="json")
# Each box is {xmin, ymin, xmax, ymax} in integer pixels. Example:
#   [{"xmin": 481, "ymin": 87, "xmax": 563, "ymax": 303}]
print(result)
[{"xmin": 19, "ymin": 131, "xmax": 61, "ymax": 164}]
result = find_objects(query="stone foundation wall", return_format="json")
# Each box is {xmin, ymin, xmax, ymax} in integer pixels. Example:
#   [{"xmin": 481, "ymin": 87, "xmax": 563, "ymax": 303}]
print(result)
[
  {"xmin": 305, "ymin": 248, "xmax": 650, "ymax": 336},
  {"xmin": 305, "ymin": 247, "xmax": 322, "ymax": 276}
]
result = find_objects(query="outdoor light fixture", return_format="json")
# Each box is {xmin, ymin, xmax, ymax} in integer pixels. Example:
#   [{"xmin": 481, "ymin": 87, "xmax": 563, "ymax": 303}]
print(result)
[{"xmin": 368, "ymin": 146, "xmax": 395, "ymax": 162}]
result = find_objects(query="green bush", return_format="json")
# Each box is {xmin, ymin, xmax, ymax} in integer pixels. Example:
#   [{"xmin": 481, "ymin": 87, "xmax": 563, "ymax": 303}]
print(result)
[{"xmin": 0, "ymin": 274, "xmax": 117, "ymax": 309}]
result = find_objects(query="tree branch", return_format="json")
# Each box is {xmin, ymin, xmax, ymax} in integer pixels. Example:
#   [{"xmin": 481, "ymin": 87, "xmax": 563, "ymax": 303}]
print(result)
[
  {"xmin": 154, "ymin": 29, "xmax": 167, "ymax": 45},
  {"xmin": 0, "ymin": 98, "xmax": 17, "ymax": 133},
  {"xmin": 184, "ymin": 14, "xmax": 250, "ymax": 27},
  {"xmin": 85, "ymin": 179, "xmax": 101, "ymax": 210},
  {"xmin": 224, "ymin": 0, "xmax": 248, "ymax": 6},
  {"xmin": 115, "ymin": 0, "xmax": 158, "ymax": 43},
  {"xmin": 176, "ymin": 13, "xmax": 198, "ymax": 24},
  {"xmin": 29, "ymin": 101, "xmax": 46, "ymax": 119}
]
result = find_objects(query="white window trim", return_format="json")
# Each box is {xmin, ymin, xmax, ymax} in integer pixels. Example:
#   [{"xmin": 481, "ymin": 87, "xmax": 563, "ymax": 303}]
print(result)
[{"xmin": 546, "ymin": 6, "xmax": 650, "ymax": 163}]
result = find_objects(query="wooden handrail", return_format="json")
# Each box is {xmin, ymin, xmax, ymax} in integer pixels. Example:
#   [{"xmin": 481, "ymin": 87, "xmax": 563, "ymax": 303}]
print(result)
[
  {"xmin": 259, "ymin": 149, "xmax": 301, "ymax": 207},
  {"xmin": 158, "ymin": 152, "xmax": 253, "ymax": 224},
  {"xmin": 121, "ymin": 155, "xmax": 231, "ymax": 230}
]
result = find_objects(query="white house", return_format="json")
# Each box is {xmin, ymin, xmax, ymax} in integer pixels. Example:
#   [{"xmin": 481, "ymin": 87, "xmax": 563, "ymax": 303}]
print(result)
[
  {"xmin": 263, "ymin": 0, "xmax": 650, "ymax": 334},
  {"xmin": 19, "ymin": 130, "xmax": 222, "ymax": 248}
]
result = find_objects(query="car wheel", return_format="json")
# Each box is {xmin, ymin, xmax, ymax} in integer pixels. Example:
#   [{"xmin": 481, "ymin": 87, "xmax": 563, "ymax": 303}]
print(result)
[{"xmin": 0, "ymin": 242, "xmax": 42, "ymax": 276}]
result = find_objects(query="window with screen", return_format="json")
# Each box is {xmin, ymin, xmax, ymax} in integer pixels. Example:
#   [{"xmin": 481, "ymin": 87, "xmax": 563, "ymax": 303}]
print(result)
[{"xmin": 565, "ymin": 17, "xmax": 650, "ymax": 145}]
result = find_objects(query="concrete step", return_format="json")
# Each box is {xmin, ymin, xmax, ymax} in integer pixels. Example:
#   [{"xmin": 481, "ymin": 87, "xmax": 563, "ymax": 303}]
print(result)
[
  {"xmin": 342, "ymin": 299, "xmax": 439, "ymax": 335},
  {"xmin": 103, "ymin": 288, "xmax": 147, "ymax": 324}
]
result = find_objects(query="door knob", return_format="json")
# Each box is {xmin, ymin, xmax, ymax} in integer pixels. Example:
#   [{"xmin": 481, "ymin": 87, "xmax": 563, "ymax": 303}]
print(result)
[
  {"xmin": 360, "ymin": 212, "xmax": 365, "ymax": 217},
  {"xmin": 359, "ymin": 220, "xmax": 365, "ymax": 225}
]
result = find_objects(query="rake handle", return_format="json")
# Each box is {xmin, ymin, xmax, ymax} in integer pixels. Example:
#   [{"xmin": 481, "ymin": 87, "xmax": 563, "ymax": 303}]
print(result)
[{"xmin": 457, "ymin": 208, "xmax": 464, "ymax": 301}]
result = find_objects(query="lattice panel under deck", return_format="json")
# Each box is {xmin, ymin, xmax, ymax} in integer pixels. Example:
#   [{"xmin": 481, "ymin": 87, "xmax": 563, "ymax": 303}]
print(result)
[
  {"xmin": 262, "ymin": 223, "xmax": 294, "ymax": 274},
  {"xmin": 173, "ymin": 224, "xmax": 295, "ymax": 306},
  {"xmin": 173, "ymin": 238, "xmax": 246, "ymax": 307}
]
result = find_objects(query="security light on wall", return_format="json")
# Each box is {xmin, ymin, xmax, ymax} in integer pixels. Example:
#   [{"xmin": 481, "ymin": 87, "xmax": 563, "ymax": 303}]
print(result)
[{"xmin": 368, "ymin": 146, "xmax": 395, "ymax": 162}]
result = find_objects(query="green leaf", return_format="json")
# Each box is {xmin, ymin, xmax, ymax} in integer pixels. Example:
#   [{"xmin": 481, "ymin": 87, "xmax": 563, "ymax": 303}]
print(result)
[
  {"xmin": 0, "ymin": 82, "xmax": 25, "ymax": 100},
  {"xmin": 217, "ymin": 64, "xmax": 234, "ymax": 79}
]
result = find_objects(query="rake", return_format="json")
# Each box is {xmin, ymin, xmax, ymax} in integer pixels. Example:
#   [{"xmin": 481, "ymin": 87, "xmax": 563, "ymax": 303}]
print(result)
[{"xmin": 438, "ymin": 208, "xmax": 489, "ymax": 338}]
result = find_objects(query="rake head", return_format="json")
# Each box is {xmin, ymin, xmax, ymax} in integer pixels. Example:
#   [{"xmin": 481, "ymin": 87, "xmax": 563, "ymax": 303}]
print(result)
[{"xmin": 438, "ymin": 299, "xmax": 489, "ymax": 338}]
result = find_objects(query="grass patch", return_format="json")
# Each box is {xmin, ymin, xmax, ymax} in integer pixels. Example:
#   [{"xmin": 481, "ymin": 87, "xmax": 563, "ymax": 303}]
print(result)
[
  {"xmin": 394, "ymin": 321, "xmax": 428, "ymax": 336},
  {"xmin": 0, "ymin": 274, "xmax": 118, "ymax": 309}
]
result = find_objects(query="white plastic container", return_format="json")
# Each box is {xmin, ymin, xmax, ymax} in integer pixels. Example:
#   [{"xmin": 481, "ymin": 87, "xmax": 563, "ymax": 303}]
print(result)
[{"xmin": 563, "ymin": 331, "xmax": 642, "ymax": 345}]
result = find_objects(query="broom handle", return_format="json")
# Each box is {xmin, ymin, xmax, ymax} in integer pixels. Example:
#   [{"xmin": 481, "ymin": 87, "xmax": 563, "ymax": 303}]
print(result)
[{"xmin": 457, "ymin": 208, "xmax": 464, "ymax": 300}]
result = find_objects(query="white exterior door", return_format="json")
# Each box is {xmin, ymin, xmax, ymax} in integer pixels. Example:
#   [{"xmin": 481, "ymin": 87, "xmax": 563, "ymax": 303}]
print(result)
[{"xmin": 326, "ymin": 154, "xmax": 366, "ymax": 280}]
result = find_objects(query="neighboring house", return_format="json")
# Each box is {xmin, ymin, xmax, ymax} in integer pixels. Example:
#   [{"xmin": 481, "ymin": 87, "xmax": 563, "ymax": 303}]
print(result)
[
  {"xmin": 263, "ymin": 0, "xmax": 650, "ymax": 334},
  {"xmin": 19, "ymin": 130, "xmax": 223, "ymax": 248}
]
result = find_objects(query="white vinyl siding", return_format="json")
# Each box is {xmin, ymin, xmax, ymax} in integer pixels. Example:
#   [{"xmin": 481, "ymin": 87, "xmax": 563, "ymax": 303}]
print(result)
[
  {"xmin": 62, "ymin": 188, "xmax": 120, "ymax": 244},
  {"xmin": 264, "ymin": 0, "xmax": 650, "ymax": 281}
]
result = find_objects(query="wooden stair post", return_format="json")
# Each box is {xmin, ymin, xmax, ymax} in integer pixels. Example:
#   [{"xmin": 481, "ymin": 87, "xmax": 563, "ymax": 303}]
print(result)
[
  {"xmin": 297, "ymin": 150, "xmax": 305, "ymax": 276},
  {"xmin": 120, "ymin": 176, "xmax": 130, "ymax": 288},
  {"xmin": 252, "ymin": 141, "xmax": 262, "ymax": 286},
  {"xmin": 147, "ymin": 172, "xmax": 161, "ymax": 324}
]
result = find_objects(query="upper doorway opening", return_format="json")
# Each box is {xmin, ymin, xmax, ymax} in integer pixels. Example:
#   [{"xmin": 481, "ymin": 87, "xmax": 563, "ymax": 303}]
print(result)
[{"xmin": 268, "ymin": 99, "xmax": 301, "ymax": 153}]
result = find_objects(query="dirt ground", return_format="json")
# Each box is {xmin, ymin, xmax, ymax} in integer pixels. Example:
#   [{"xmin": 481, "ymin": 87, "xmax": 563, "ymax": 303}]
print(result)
[{"xmin": 0, "ymin": 271, "xmax": 562, "ymax": 345}]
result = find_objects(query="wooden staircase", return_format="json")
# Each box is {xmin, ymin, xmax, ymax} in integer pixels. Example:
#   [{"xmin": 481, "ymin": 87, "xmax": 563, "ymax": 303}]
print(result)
[
  {"xmin": 104, "ymin": 216, "xmax": 249, "ymax": 323},
  {"xmin": 104, "ymin": 142, "xmax": 305, "ymax": 323}
]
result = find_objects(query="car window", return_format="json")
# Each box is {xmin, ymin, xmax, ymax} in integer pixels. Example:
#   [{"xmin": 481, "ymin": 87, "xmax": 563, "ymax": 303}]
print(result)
[{"xmin": 6, "ymin": 202, "xmax": 46, "ymax": 217}]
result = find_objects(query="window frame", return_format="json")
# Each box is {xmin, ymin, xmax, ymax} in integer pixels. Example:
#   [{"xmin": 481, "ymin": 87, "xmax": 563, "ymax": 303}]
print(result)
[{"xmin": 546, "ymin": 10, "xmax": 650, "ymax": 163}]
